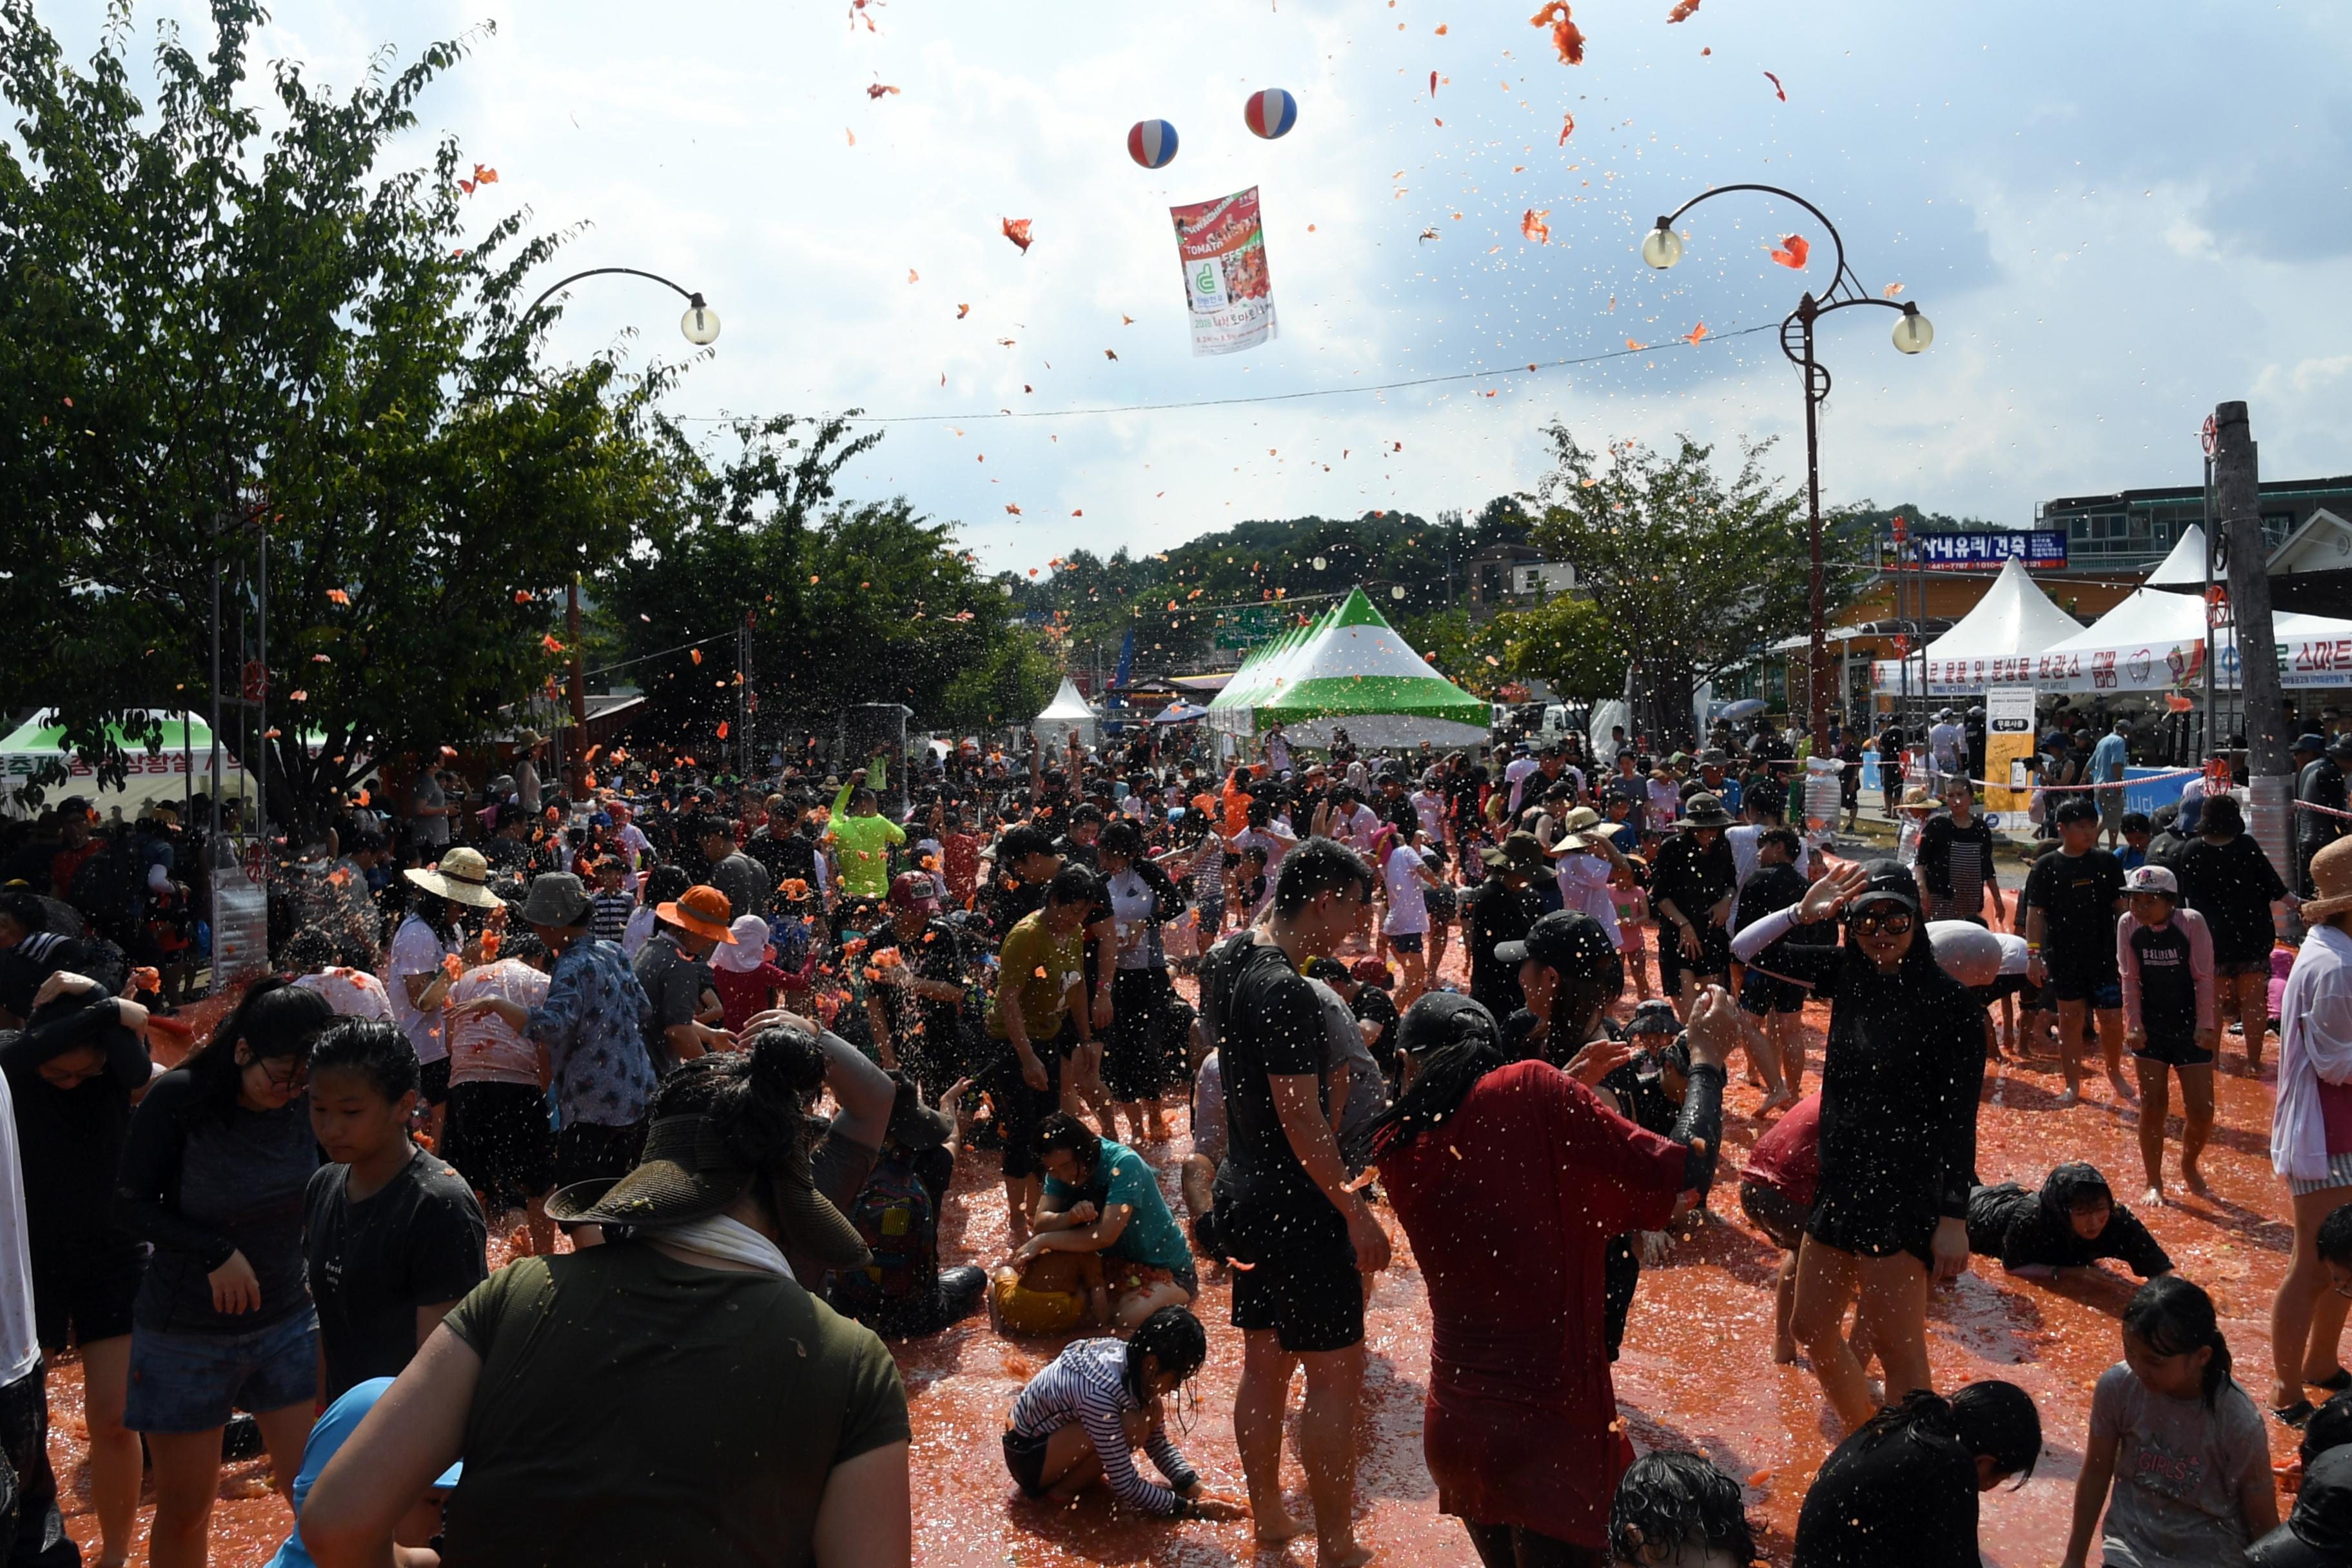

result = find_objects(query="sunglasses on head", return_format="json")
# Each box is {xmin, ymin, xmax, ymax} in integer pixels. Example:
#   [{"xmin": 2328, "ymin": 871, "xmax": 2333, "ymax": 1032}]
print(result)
[{"xmin": 1847, "ymin": 907, "xmax": 1914, "ymax": 936}]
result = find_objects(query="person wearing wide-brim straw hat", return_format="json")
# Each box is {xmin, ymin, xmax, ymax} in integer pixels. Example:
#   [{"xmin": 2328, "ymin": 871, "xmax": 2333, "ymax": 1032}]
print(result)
[
  {"xmin": 2267, "ymin": 838, "xmax": 2352, "ymax": 1422},
  {"xmin": 391, "ymin": 848, "xmax": 507, "ymax": 1139},
  {"xmin": 402, "ymin": 846, "xmax": 504, "ymax": 910},
  {"xmin": 297, "ymin": 1027, "xmax": 914, "ymax": 1568}
]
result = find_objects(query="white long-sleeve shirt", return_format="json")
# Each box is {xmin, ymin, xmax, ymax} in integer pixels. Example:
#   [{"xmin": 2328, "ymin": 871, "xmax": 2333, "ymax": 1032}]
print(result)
[{"xmin": 2274, "ymin": 924, "xmax": 2352, "ymax": 1184}]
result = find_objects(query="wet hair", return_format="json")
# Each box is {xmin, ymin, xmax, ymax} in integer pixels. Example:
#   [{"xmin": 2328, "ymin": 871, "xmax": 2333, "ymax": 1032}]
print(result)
[
  {"xmin": 2053, "ymin": 798, "xmax": 2099, "ymax": 827},
  {"xmin": 641, "ymin": 865, "xmax": 692, "ymax": 910},
  {"xmin": 281, "ymin": 931, "xmax": 335, "ymax": 974},
  {"xmin": 1302, "ymin": 956, "xmax": 1353, "ymax": 985},
  {"xmin": 500, "ymin": 931, "xmax": 551, "ymax": 968},
  {"xmin": 1070, "ymin": 803, "xmax": 1106, "ymax": 827},
  {"xmin": 1271, "ymin": 836, "xmax": 1373, "ymax": 919},
  {"xmin": 2123, "ymin": 1274, "xmax": 2234, "ymax": 1409},
  {"xmin": 1098, "ymin": 819, "xmax": 1146, "ymax": 861},
  {"xmin": 1363, "ymin": 997, "xmax": 1502, "ymax": 1157},
  {"xmin": 1045, "ymin": 864, "xmax": 1100, "ymax": 910},
  {"xmin": 2202, "ymin": 794, "xmax": 2244, "ymax": 837},
  {"xmin": 1239, "ymin": 845, "xmax": 1268, "ymax": 871},
  {"xmin": 2317, "ymin": 1201, "xmax": 2352, "ymax": 1269},
  {"xmin": 2120, "ymin": 811, "xmax": 2151, "ymax": 836},
  {"xmin": 2302, "ymin": 1389, "xmax": 2352, "ymax": 1467},
  {"xmin": 408, "ymin": 889, "xmax": 461, "ymax": 945},
  {"xmin": 177, "ymin": 979, "xmax": 334, "ymax": 1128},
  {"xmin": 1607, "ymin": 1451, "xmax": 1756, "ymax": 1566},
  {"xmin": 0, "ymin": 890, "xmax": 48, "ymax": 936},
  {"xmin": 306, "ymin": 1017, "xmax": 420, "ymax": 1104},
  {"xmin": 655, "ymin": 1023, "xmax": 830, "ymax": 1177},
  {"xmin": 1030, "ymin": 1111, "xmax": 1101, "ymax": 1171},
  {"xmin": 995, "ymin": 825, "xmax": 1057, "ymax": 867},
  {"xmin": 1124, "ymin": 1306, "xmax": 1208, "ymax": 1406},
  {"xmin": 1950, "ymin": 1380, "xmax": 2043, "ymax": 1484},
  {"xmin": 1758, "ymin": 826, "xmax": 1802, "ymax": 859}
]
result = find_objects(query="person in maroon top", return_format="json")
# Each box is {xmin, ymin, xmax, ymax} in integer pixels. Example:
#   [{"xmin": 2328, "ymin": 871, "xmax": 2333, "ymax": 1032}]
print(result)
[
  {"xmin": 1741, "ymin": 1093, "xmax": 1822, "ymax": 1365},
  {"xmin": 1366, "ymin": 987, "xmax": 1733, "ymax": 1568}
]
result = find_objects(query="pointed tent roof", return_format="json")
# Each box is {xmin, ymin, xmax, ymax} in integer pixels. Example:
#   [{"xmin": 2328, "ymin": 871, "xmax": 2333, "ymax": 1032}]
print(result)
[
  {"xmin": 1250, "ymin": 588, "xmax": 1487, "ymax": 729},
  {"xmin": 1917, "ymin": 557, "xmax": 2084, "ymax": 662},
  {"xmin": 2143, "ymin": 523, "xmax": 2212, "ymax": 592},
  {"xmin": 1035, "ymin": 677, "xmax": 1099, "ymax": 721}
]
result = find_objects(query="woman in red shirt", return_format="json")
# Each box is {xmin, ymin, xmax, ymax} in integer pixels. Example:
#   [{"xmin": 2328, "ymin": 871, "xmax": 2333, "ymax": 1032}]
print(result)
[{"xmin": 1366, "ymin": 988, "xmax": 1734, "ymax": 1567}]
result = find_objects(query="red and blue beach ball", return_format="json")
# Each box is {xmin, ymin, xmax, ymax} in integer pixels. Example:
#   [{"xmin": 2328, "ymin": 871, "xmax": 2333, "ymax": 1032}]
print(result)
[
  {"xmin": 1242, "ymin": 87, "xmax": 1298, "ymax": 139},
  {"xmin": 1127, "ymin": 119, "xmax": 1179, "ymax": 169}
]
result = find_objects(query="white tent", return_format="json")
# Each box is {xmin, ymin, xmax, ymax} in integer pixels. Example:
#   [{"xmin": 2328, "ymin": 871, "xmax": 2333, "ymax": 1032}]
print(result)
[
  {"xmin": 2032, "ymin": 525, "xmax": 2352, "ymax": 692},
  {"xmin": 1870, "ymin": 557, "xmax": 2084, "ymax": 696},
  {"xmin": 1030, "ymin": 677, "xmax": 1100, "ymax": 751},
  {"xmin": 0, "ymin": 710, "xmax": 260, "ymax": 819}
]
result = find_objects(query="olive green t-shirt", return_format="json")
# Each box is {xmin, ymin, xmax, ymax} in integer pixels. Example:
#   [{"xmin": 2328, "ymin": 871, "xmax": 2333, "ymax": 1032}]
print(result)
[
  {"xmin": 990, "ymin": 908, "xmax": 1084, "ymax": 1043},
  {"xmin": 436, "ymin": 1242, "xmax": 908, "ymax": 1568}
]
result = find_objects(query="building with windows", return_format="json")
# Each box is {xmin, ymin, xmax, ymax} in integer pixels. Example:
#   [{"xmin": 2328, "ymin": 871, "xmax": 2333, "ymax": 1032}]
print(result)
[{"xmin": 2035, "ymin": 473, "xmax": 2352, "ymax": 576}]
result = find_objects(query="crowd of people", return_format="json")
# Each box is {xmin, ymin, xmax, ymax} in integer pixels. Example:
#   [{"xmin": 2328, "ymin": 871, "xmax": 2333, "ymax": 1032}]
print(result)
[{"xmin": 0, "ymin": 700, "xmax": 2346, "ymax": 1566}]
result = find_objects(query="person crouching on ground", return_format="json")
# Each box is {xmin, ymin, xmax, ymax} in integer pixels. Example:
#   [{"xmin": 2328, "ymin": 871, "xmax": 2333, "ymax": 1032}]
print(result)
[
  {"xmin": 1965, "ymin": 1161, "xmax": 2172, "ymax": 1282},
  {"xmin": 1009, "ymin": 1112, "xmax": 1197, "ymax": 1329}
]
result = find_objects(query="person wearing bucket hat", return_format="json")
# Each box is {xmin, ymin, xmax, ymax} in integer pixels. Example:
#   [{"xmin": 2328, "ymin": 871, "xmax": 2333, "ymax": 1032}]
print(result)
[
  {"xmin": 297, "ymin": 1028, "xmax": 912, "ymax": 1568},
  {"xmin": 2269, "ymin": 838, "xmax": 2352, "ymax": 1423},
  {"xmin": 1364, "ymin": 987, "xmax": 1734, "ymax": 1563},
  {"xmin": 634, "ymin": 886, "xmax": 738, "ymax": 1072},
  {"xmin": 1651, "ymin": 796, "xmax": 1738, "ymax": 1014},
  {"xmin": 2252, "ymin": 1446, "xmax": 2352, "ymax": 1566},
  {"xmin": 710, "ymin": 915, "xmax": 791, "ymax": 1034},
  {"xmin": 1729, "ymin": 859, "xmax": 1991, "ymax": 1433},
  {"xmin": 1465, "ymin": 832, "xmax": 1545, "ymax": 1022},
  {"xmin": 390, "ymin": 848, "xmax": 507, "ymax": 1139}
]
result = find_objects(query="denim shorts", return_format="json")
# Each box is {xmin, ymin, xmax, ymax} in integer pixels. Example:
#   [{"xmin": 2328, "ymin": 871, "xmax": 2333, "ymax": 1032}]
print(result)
[{"xmin": 124, "ymin": 1308, "xmax": 318, "ymax": 1434}]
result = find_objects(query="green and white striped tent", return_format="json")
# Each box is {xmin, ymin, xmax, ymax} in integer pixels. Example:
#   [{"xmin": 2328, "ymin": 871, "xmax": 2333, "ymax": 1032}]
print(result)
[
  {"xmin": 1208, "ymin": 588, "xmax": 1489, "ymax": 749},
  {"xmin": 0, "ymin": 710, "xmax": 274, "ymax": 818}
]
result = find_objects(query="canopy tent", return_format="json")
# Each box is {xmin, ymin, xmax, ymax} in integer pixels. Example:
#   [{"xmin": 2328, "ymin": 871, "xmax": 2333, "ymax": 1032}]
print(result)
[
  {"xmin": 1208, "ymin": 588, "xmax": 1490, "ymax": 749},
  {"xmin": 1030, "ymin": 677, "xmax": 1100, "ymax": 751},
  {"xmin": 2030, "ymin": 527, "xmax": 2352, "ymax": 692},
  {"xmin": 0, "ymin": 710, "xmax": 271, "ymax": 819},
  {"xmin": 1152, "ymin": 700, "xmax": 1211, "ymax": 725},
  {"xmin": 1869, "ymin": 557, "xmax": 2085, "ymax": 696}
]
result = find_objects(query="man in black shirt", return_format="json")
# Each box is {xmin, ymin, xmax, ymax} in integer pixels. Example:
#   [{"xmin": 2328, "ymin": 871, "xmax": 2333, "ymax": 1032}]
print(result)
[
  {"xmin": 2024, "ymin": 798, "xmax": 2132, "ymax": 1106},
  {"xmin": 980, "ymin": 824, "xmax": 1061, "ymax": 941},
  {"xmin": 1211, "ymin": 837, "xmax": 1389, "ymax": 1567},
  {"xmin": 1652, "ymin": 795, "xmax": 1739, "ymax": 1013},
  {"xmin": 867, "ymin": 873, "xmax": 971, "ymax": 1093},
  {"xmin": 1464, "ymin": 832, "xmax": 1544, "ymax": 1021}
]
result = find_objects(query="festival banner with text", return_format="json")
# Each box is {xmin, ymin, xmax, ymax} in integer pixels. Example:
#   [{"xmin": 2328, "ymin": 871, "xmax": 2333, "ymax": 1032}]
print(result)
[{"xmin": 1170, "ymin": 187, "xmax": 1277, "ymax": 356}]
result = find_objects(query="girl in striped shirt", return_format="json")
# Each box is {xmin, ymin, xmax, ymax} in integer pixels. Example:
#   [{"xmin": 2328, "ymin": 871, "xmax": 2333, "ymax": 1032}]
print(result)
[{"xmin": 1002, "ymin": 1306, "xmax": 1248, "ymax": 1520}]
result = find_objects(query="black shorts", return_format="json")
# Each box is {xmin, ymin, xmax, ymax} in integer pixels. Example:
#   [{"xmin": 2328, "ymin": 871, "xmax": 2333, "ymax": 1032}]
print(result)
[
  {"xmin": 552, "ymin": 1120, "xmax": 645, "ymax": 1191},
  {"xmin": 1003, "ymin": 1427, "xmax": 1053, "ymax": 1497},
  {"xmin": 29, "ymin": 1232, "xmax": 146, "ymax": 1351},
  {"xmin": 1738, "ymin": 1181, "xmax": 1808, "ymax": 1253},
  {"xmin": 1740, "ymin": 968, "xmax": 1807, "ymax": 1017},
  {"xmin": 2044, "ymin": 948, "xmax": 2121, "ymax": 1008},
  {"xmin": 1386, "ymin": 932, "xmax": 1425, "ymax": 956},
  {"xmin": 444, "ymin": 1081, "xmax": 557, "ymax": 1209},
  {"xmin": 990, "ymin": 1025, "xmax": 1072, "ymax": 1180},
  {"xmin": 2133, "ymin": 1032, "xmax": 2215, "ymax": 1069},
  {"xmin": 1230, "ymin": 1250, "xmax": 1364, "ymax": 1354},
  {"xmin": 416, "ymin": 1055, "xmax": 452, "ymax": 1107},
  {"xmin": 1981, "ymin": 974, "xmax": 2032, "ymax": 1003}
]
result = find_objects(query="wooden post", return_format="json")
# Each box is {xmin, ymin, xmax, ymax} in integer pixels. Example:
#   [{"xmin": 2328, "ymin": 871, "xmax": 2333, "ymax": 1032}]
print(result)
[{"xmin": 2213, "ymin": 401, "xmax": 2293, "ymax": 882}]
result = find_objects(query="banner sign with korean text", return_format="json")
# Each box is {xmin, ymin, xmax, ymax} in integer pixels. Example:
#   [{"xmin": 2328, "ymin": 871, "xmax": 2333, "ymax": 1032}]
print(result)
[
  {"xmin": 1170, "ymin": 187, "xmax": 1277, "ymax": 357},
  {"xmin": 1983, "ymin": 686, "xmax": 2037, "ymax": 828},
  {"xmin": 1912, "ymin": 531, "xmax": 2068, "ymax": 571}
]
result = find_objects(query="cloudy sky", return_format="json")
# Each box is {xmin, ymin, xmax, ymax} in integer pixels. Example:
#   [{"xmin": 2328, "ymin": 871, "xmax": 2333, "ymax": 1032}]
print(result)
[{"xmin": 48, "ymin": 1, "xmax": 2352, "ymax": 572}]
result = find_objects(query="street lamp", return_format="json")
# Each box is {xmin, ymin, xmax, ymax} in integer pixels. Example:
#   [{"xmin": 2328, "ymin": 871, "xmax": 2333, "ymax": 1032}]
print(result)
[
  {"xmin": 516, "ymin": 265, "xmax": 720, "ymax": 793},
  {"xmin": 1640, "ymin": 185, "xmax": 1930, "ymax": 747},
  {"xmin": 522, "ymin": 266, "xmax": 721, "ymax": 347}
]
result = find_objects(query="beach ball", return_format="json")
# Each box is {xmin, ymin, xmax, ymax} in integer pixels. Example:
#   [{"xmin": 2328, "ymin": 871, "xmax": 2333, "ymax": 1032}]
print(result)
[
  {"xmin": 1127, "ymin": 119, "xmax": 1179, "ymax": 169},
  {"xmin": 1243, "ymin": 87, "xmax": 1298, "ymax": 139}
]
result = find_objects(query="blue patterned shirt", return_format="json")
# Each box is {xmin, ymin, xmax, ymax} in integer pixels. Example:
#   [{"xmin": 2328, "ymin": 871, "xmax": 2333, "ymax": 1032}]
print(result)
[{"xmin": 524, "ymin": 936, "xmax": 658, "ymax": 1128}]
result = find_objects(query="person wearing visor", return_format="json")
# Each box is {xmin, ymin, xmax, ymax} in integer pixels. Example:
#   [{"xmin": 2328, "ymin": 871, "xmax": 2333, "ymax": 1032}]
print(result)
[
  {"xmin": 1366, "ymin": 986, "xmax": 1736, "ymax": 1568},
  {"xmin": 297, "ymin": 1024, "xmax": 909, "ymax": 1568},
  {"xmin": 1730, "ymin": 859, "xmax": 1992, "ymax": 1433}
]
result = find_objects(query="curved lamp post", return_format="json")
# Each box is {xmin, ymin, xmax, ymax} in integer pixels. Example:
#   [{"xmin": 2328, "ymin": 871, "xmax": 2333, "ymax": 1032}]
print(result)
[
  {"xmin": 517, "ymin": 266, "xmax": 720, "ymax": 791},
  {"xmin": 1642, "ymin": 185, "xmax": 1931, "ymax": 748}
]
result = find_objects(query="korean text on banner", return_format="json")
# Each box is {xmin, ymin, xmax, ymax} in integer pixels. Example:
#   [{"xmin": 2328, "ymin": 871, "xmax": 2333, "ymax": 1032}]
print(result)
[
  {"xmin": 1170, "ymin": 186, "xmax": 1277, "ymax": 357},
  {"xmin": 1983, "ymin": 685, "xmax": 2037, "ymax": 830}
]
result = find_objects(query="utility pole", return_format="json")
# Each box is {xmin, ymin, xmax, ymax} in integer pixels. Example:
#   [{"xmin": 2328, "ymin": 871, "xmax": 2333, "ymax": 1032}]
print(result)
[{"xmin": 2213, "ymin": 401, "xmax": 2291, "ymax": 883}]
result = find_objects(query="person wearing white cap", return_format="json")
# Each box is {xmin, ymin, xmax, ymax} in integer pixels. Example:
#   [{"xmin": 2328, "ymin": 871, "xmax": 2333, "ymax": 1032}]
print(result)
[
  {"xmin": 2115, "ymin": 864, "xmax": 2216, "ymax": 1207},
  {"xmin": 710, "ymin": 915, "xmax": 790, "ymax": 1034}
]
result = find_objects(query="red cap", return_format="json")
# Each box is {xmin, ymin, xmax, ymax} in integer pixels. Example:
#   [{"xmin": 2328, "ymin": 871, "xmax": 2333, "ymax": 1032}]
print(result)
[{"xmin": 888, "ymin": 871, "xmax": 940, "ymax": 910}]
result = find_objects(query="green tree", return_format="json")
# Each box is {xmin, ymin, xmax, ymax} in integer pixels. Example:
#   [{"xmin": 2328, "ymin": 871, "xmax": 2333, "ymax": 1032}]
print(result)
[
  {"xmin": 1493, "ymin": 594, "xmax": 1627, "ymax": 701},
  {"xmin": 0, "ymin": 0, "xmax": 675, "ymax": 826},
  {"xmin": 1525, "ymin": 426, "xmax": 1867, "ymax": 747}
]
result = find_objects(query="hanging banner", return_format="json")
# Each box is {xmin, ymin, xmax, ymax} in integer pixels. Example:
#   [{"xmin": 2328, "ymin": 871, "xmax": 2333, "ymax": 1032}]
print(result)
[
  {"xmin": 1170, "ymin": 186, "xmax": 1277, "ymax": 356},
  {"xmin": 1983, "ymin": 685, "xmax": 2037, "ymax": 830}
]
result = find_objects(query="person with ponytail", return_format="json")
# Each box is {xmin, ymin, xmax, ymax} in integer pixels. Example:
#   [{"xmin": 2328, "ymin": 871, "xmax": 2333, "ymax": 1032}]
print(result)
[
  {"xmin": 1792, "ymin": 1381, "xmax": 2041, "ymax": 1567},
  {"xmin": 302, "ymin": 1019, "xmax": 485, "ymax": 1403},
  {"xmin": 2064, "ymin": 1274, "xmax": 2275, "ymax": 1568},
  {"xmin": 297, "ymin": 1021, "xmax": 910, "ymax": 1568},
  {"xmin": 1730, "ymin": 859, "xmax": 1991, "ymax": 1434},
  {"xmin": 1367, "ymin": 983, "xmax": 1736, "ymax": 1568},
  {"xmin": 114, "ymin": 978, "xmax": 337, "ymax": 1568}
]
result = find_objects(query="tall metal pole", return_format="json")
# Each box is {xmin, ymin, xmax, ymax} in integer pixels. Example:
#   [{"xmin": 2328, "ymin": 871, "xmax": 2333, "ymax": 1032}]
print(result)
[
  {"xmin": 1800, "ymin": 297, "xmax": 1828, "ymax": 750},
  {"xmin": 2215, "ymin": 401, "xmax": 2293, "ymax": 885}
]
